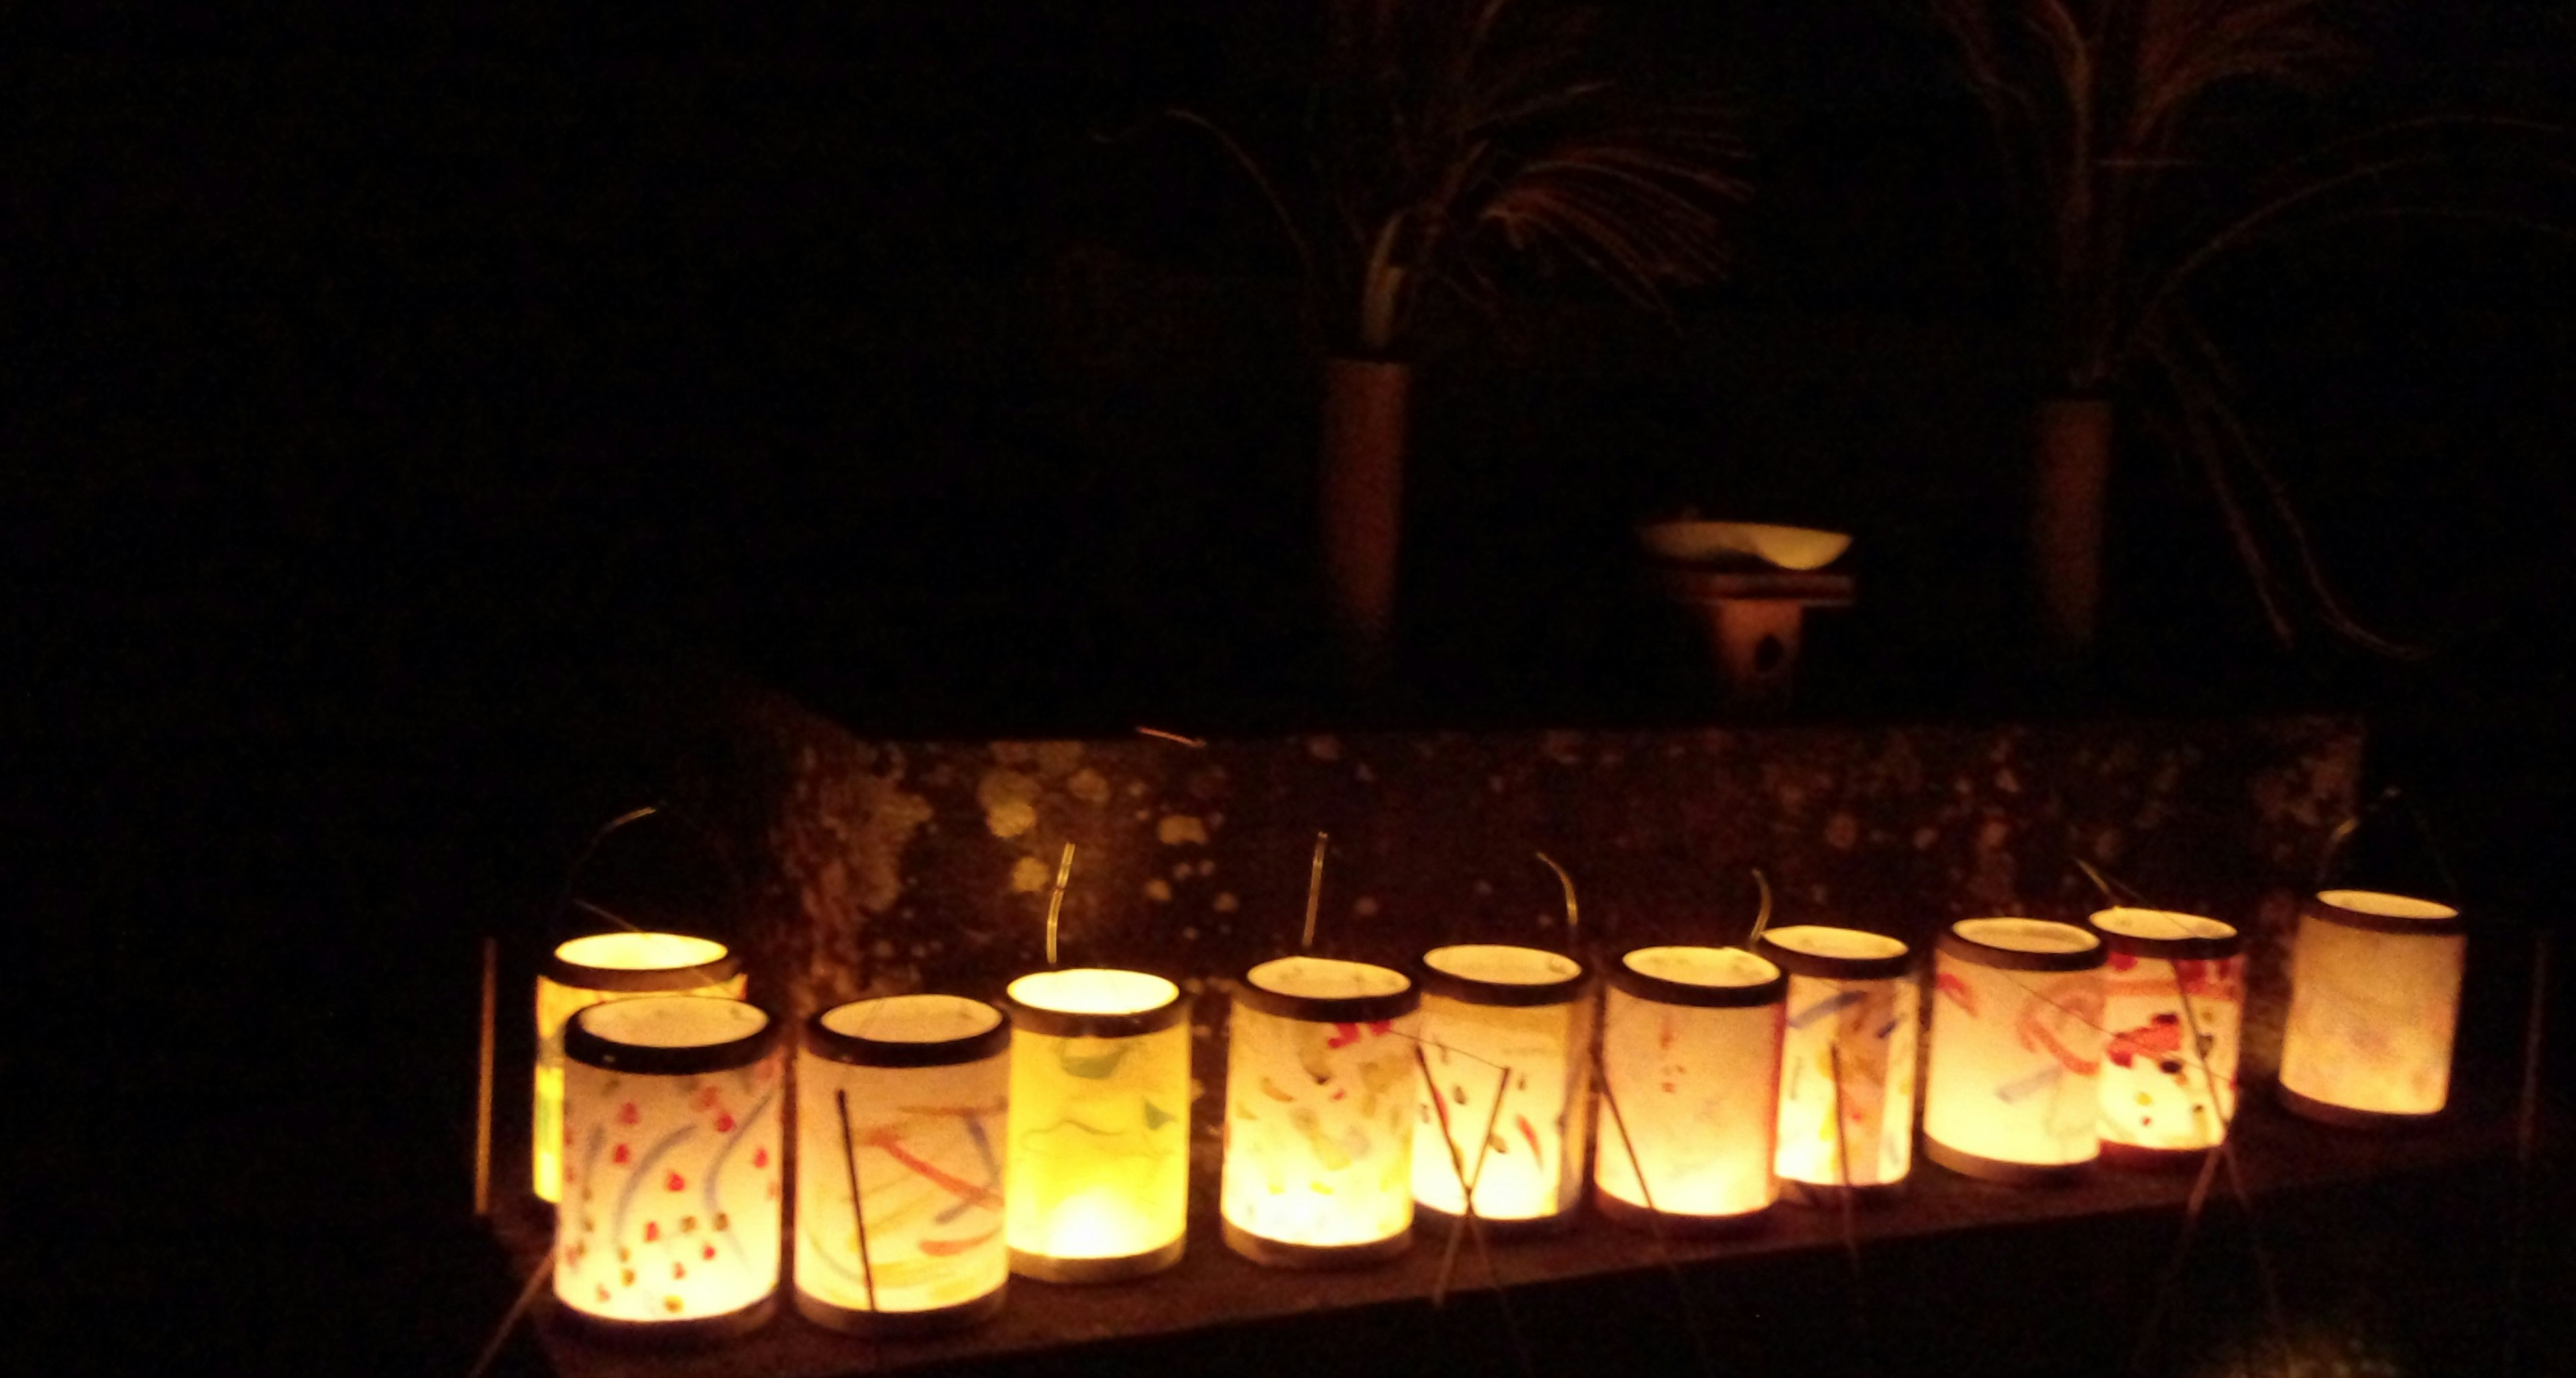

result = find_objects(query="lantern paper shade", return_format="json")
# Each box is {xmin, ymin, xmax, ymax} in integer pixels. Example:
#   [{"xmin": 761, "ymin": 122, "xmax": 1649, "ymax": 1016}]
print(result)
[
  {"xmin": 1756, "ymin": 926, "xmax": 1917, "ymax": 1195},
  {"xmin": 2090, "ymin": 908, "xmax": 2244, "ymax": 1164},
  {"xmin": 1220, "ymin": 957, "xmax": 1422, "ymax": 1267},
  {"xmin": 795, "ymin": 996, "xmax": 1012, "ymax": 1334},
  {"xmin": 554, "ymin": 995, "xmax": 782, "ymax": 1341},
  {"xmin": 1593, "ymin": 946, "xmax": 1786, "ymax": 1232},
  {"xmin": 1000, "ymin": 969, "xmax": 1191, "ymax": 1281},
  {"xmin": 534, "ymin": 933, "xmax": 745, "ymax": 1202},
  {"xmin": 1922, "ymin": 918, "xmax": 2106, "ymax": 1183},
  {"xmin": 2278, "ymin": 890, "xmax": 2467, "ymax": 1126},
  {"xmin": 1411, "ymin": 945, "xmax": 1593, "ymax": 1230}
]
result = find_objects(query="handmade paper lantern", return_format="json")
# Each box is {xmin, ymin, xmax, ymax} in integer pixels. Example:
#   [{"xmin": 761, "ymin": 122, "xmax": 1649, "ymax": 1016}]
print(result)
[
  {"xmin": 2278, "ymin": 890, "xmax": 2467, "ymax": 1127},
  {"xmin": 1593, "ymin": 946, "xmax": 1785, "ymax": 1232},
  {"xmin": 1756, "ymin": 925, "xmax": 1917, "ymax": 1196},
  {"xmin": 1922, "ymin": 918, "xmax": 2106, "ymax": 1183},
  {"xmin": 1411, "ymin": 945, "xmax": 1594, "ymax": 1230},
  {"xmin": 795, "ymin": 996, "xmax": 1012, "ymax": 1334},
  {"xmin": 1000, "ymin": 969, "xmax": 1191, "ymax": 1281},
  {"xmin": 554, "ymin": 995, "xmax": 782, "ymax": 1340},
  {"xmin": 1219, "ymin": 957, "xmax": 1421, "ymax": 1267},
  {"xmin": 533, "ymin": 933, "xmax": 745, "ymax": 1202},
  {"xmin": 2090, "ymin": 908, "xmax": 2244, "ymax": 1164}
]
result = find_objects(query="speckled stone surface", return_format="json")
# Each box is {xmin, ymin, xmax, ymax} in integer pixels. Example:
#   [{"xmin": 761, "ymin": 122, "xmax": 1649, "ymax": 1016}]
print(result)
[{"xmin": 708, "ymin": 696, "xmax": 2357, "ymax": 1085}]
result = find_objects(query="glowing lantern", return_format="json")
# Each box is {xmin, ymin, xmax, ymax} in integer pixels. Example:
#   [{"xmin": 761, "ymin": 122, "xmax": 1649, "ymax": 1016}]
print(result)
[
  {"xmin": 2088, "ymin": 908, "xmax": 2244, "ymax": 1165},
  {"xmin": 1411, "ymin": 945, "xmax": 1594, "ymax": 1231},
  {"xmin": 1220, "ymin": 957, "xmax": 1422, "ymax": 1266},
  {"xmin": 1000, "ymin": 969, "xmax": 1191, "ymax": 1281},
  {"xmin": 794, "ymin": 996, "xmax": 1012, "ymax": 1334},
  {"xmin": 1922, "ymin": 918, "xmax": 2106, "ymax": 1183},
  {"xmin": 553, "ymin": 995, "xmax": 782, "ymax": 1340},
  {"xmin": 1593, "ymin": 946, "xmax": 1785, "ymax": 1232},
  {"xmin": 2277, "ymin": 890, "xmax": 2467, "ymax": 1127},
  {"xmin": 1756, "ymin": 926, "xmax": 1917, "ymax": 1197},
  {"xmin": 534, "ymin": 933, "xmax": 745, "ymax": 1202}
]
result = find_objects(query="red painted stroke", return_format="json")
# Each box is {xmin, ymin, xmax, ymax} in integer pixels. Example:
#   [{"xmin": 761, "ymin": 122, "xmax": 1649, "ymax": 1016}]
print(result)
[
  {"xmin": 867, "ymin": 1130, "xmax": 1003, "ymax": 1210},
  {"xmin": 919, "ymin": 1226, "xmax": 1002, "ymax": 1257},
  {"xmin": 1936, "ymin": 972, "xmax": 1980, "ymax": 1016}
]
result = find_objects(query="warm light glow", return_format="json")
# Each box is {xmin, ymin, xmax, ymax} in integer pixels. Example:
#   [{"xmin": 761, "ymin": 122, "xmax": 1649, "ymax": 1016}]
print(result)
[
  {"xmin": 2090, "ymin": 908, "xmax": 2242, "ymax": 1156},
  {"xmin": 1923, "ymin": 918, "xmax": 2106, "ymax": 1177},
  {"xmin": 1762, "ymin": 926, "xmax": 1917, "ymax": 1189},
  {"xmin": 1595, "ymin": 946, "xmax": 1783, "ymax": 1224},
  {"xmin": 1220, "ymin": 957, "xmax": 1420, "ymax": 1261},
  {"xmin": 2279, "ymin": 891, "xmax": 2465, "ymax": 1122},
  {"xmin": 533, "ymin": 933, "xmax": 743, "ymax": 1202},
  {"xmin": 1003, "ymin": 969, "xmax": 1189, "ymax": 1278},
  {"xmin": 553, "ymin": 996, "xmax": 781, "ymax": 1334},
  {"xmin": 795, "ymin": 996, "xmax": 1010, "ymax": 1330},
  {"xmin": 1413, "ymin": 945, "xmax": 1592, "ymax": 1224}
]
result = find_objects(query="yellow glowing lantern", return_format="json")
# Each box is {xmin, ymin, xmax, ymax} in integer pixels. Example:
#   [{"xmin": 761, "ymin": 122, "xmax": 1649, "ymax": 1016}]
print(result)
[
  {"xmin": 534, "ymin": 933, "xmax": 745, "ymax": 1202},
  {"xmin": 2277, "ymin": 890, "xmax": 2467, "ymax": 1127},
  {"xmin": 1593, "ymin": 945, "xmax": 1785, "ymax": 1232},
  {"xmin": 2088, "ymin": 908, "xmax": 2244, "ymax": 1165},
  {"xmin": 1756, "ymin": 926, "xmax": 1917, "ymax": 1198},
  {"xmin": 1411, "ymin": 945, "xmax": 1594, "ymax": 1232},
  {"xmin": 554, "ymin": 995, "xmax": 782, "ymax": 1341},
  {"xmin": 1220, "ymin": 957, "xmax": 1421, "ymax": 1267},
  {"xmin": 1000, "ymin": 969, "xmax": 1191, "ymax": 1281},
  {"xmin": 795, "ymin": 996, "xmax": 1012, "ymax": 1334},
  {"xmin": 1922, "ymin": 918, "xmax": 2106, "ymax": 1183}
]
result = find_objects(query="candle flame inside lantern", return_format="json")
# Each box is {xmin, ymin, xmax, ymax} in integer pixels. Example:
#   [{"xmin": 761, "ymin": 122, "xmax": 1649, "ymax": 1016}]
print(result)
[
  {"xmin": 1412, "ymin": 945, "xmax": 1593, "ymax": 1224},
  {"xmin": 1002, "ymin": 969, "xmax": 1191, "ymax": 1276},
  {"xmin": 2279, "ymin": 890, "xmax": 2465, "ymax": 1122},
  {"xmin": 534, "ymin": 933, "xmax": 743, "ymax": 1202}
]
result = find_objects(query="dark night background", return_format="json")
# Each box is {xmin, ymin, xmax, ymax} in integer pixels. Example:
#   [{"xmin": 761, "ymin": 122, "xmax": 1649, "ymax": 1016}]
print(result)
[{"xmin": 8, "ymin": 1, "xmax": 2575, "ymax": 1374}]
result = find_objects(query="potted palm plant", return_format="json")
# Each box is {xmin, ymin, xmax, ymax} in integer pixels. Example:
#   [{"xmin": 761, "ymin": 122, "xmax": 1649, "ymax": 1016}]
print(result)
[
  {"xmin": 1925, "ymin": 0, "xmax": 2351, "ymax": 653},
  {"xmin": 1168, "ymin": 0, "xmax": 1748, "ymax": 678}
]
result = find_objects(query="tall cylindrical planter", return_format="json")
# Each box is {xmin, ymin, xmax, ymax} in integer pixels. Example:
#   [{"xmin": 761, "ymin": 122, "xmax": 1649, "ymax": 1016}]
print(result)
[
  {"xmin": 1593, "ymin": 946, "xmax": 1786, "ymax": 1233},
  {"xmin": 1320, "ymin": 356, "xmax": 1411, "ymax": 676},
  {"xmin": 535, "ymin": 933, "xmax": 745, "ymax": 1203},
  {"xmin": 795, "ymin": 996, "xmax": 1012, "ymax": 1334},
  {"xmin": 2090, "ymin": 908, "xmax": 2245, "ymax": 1166},
  {"xmin": 1220, "ymin": 957, "xmax": 1422, "ymax": 1267},
  {"xmin": 1923, "ymin": 918, "xmax": 2107, "ymax": 1183},
  {"xmin": 1756, "ymin": 925, "xmax": 1918, "ymax": 1198},
  {"xmin": 2278, "ymin": 890, "xmax": 2467, "ymax": 1128},
  {"xmin": 1411, "ymin": 945, "xmax": 1593, "ymax": 1233},
  {"xmin": 1000, "ymin": 969, "xmax": 1191, "ymax": 1282},
  {"xmin": 554, "ymin": 995, "xmax": 783, "ymax": 1342},
  {"xmin": 2032, "ymin": 396, "xmax": 2113, "ymax": 652}
]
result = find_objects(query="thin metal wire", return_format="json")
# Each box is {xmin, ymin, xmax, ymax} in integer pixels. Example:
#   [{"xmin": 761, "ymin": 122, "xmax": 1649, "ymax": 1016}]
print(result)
[
  {"xmin": 1746, "ymin": 867, "xmax": 1775, "ymax": 949},
  {"xmin": 1595, "ymin": 1039, "xmax": 1720, "ymax": 1378},
  {"xmin": 1535, "ymin": 852, "xmax": 1580, "ymax": 955},
  {"xmin": 462, "ymin": 1247, "xmax": 553, "ymax": 1378},
  {"xmin": 1828, "ymin": 1045, "xmax": 1877, "ymax": 1377},
  {"xmin": 1411, "ymin": 1047, "xmax": 1533, "ymax": 1378},
  {"xmin": 1303, "ymin": 832, "xmax": 1330, "ymax": 951},
  {"xmin": 835, "ymin": 1090, "xmax": 879, "ymax": 1314},
  {"xmin": 1043, "ymin": 843, "xmax": 1075, "ymax": 966},
  {"xmin": 1134, "ymin": 726, "xmax": 1209, "ymax": 747}
]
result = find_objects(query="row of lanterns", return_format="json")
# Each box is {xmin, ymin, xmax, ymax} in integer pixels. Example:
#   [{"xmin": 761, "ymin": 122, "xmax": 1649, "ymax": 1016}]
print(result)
[{"xmin": 529, "ymin": 887, "xmax": 2466, "ymax": 1343}]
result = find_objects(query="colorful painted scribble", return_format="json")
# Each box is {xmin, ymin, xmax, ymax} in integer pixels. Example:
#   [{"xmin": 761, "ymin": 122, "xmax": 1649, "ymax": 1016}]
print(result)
[
  {"xmin": 1597, "ymin": 988, "xmax": 1784, "ymax": 1219},
  {"xmin": 1774, "ymin": 974, "xmax": 1918, "ymax": 1187},
  {"xmin": 794, "ymin": 1051, "xmax": 1010, "ymax": 1316},
  {"xmin": 1923, "ymin": 941, "xmax": 2106, "ymax": 1169},
  {"xmin": 1004, "ymin": 1022, "xmax": 1191, "ymax": 1263},
  {"xmin": 1221, "ymin": 995, "xmax": 1419, "ymax": 1250}
]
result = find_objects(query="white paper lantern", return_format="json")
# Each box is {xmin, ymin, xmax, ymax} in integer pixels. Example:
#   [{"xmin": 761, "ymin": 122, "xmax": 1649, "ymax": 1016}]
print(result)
[
  {"xmin": 2088, "ymin": 908, "xmax": 2244, "ymax": 1165},
  {"xmin": 1593, "ymin": 946, "xmax": 1785, "ymax": 1232},
  {"xmin": 1411, "ymin": 945, "xmax": 1594, "ymax": 1232},
  {"xmin": 533, "ymin": 934, "xmax": 745, "ymax": 1203},
  {"xmin": 1000, "ymin": 969, "xmax": 1191, "ymax": 1281},
  {"xmin": 1756, "ymin": 926, "xmax": 1917, "ymax": 1198},
  {"xmin": 1922, "ymin": 918, "xmax": 2107, "ymax": 1183},
  {"xmin": 554, "ymin": 995, "xmax": 782, "ymax": 1341},
  {"xmin": 1220, "ymin": 957, "xmax": 1422, "ymax": 1267},
  {"xmin": 2278, "ymin": 890, "xmax": 2467, "ymax": 1127},
  {"xmin": 795, "ymin": 996, "xmax": 1012, "ymax": 1334}
]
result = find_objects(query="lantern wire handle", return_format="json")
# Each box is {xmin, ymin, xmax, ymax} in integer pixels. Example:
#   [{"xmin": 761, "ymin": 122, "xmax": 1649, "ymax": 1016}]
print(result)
[
  {"xmin": 835, "ymin": 1089, "xmax": 879, "ymax": 1315},
  {"xmin": 2074, "ymin": 858, "xmax": 2153, "ymax": 908},
  {"xmin": 1134, "ymin": 725, "xmax": 1208, "ymax": 747},
  {"xmin": 460, "ymin": 1247, "xmax": 553, "ymax": 1378},
  {"xmin": 1594, "ymin": 1043, "xmax": 1719, "ymax": 1378},
  {"xmin": 1535, "ymin": 852, "xmax": 1578, "ymax": 957},
  {"xmin": 1301, "ymin": 831, "xmax": 1329, "ymax": 951},
  {"xmin": 1745, "ymin": 868, "xmax": 1774, "ymax": 949},
  {"xmin": 1043, "ymin": 842, "xmax": 1076, "ymax": 967},
  {"xmin": 1826, "ymin": 1045, "xmax": 1878, "ymax": 1375},
  {"xmin": 1409, "ymin": 1047, "xmax": 1532, "ymax": 1378},
  {"xmin": 1430, "ymin": 1063, "xmax": 1514, "ymax": 1308}
]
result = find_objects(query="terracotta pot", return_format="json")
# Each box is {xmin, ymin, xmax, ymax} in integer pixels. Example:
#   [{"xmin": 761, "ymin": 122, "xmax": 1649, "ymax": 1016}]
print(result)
[
  {"xmin": 2031, "ymin": 396, "xmax": 2114, "ymax": 653},
  {"xmin": 1319, "ymin": 358, "xmax": 1412, "ymax": 677}
]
